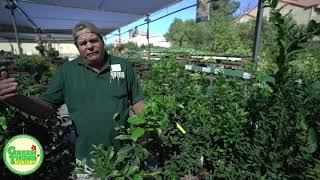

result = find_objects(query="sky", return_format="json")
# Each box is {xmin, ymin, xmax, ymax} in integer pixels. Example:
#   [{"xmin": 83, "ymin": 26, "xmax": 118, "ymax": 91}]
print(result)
[{"xmin": 105, "ymin": 0, "xmax": 258, "ymax": 44}]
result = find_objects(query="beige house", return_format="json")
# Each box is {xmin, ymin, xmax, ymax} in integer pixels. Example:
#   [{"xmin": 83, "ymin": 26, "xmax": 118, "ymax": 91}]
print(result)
[
  {"xmin": 117, "ymin": 31, "xmax": 171, "ymax": 48},
  {"xmin": 0, "ymin": 39, "xmax": 79, "ymax": 58},
  {"xmin": 235, "ymin": 0, "xmax": 320, "ymax": 25}
]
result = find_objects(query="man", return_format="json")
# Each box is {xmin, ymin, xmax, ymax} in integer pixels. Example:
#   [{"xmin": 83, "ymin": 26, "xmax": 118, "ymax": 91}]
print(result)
[{"xmin": 0, "ymin": 22, "xmax": 144, "ymax": 168}]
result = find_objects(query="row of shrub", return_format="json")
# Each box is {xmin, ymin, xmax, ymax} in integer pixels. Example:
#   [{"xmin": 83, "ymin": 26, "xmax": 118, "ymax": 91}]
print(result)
[{"xmin": 74, "ymin": 2, "xmax": 320, "ymax": 177}]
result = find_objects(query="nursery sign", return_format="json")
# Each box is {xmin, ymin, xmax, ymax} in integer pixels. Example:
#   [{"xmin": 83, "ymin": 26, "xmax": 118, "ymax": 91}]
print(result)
[{"xmin": 2, "ymin": 134, "xmax": 44, "ymax": 175}]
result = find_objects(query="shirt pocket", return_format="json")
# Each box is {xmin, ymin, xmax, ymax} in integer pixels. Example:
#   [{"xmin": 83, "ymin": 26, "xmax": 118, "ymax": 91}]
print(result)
[{"xmin": 107, "ymin": 78, "xmax": 127, "ymax": 98}]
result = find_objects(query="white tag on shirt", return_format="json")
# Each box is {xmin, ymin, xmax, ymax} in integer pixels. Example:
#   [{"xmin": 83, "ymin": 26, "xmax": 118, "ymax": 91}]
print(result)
[
  {"xmin": 110, "ymin": 71, "xmax": 125, "ymax": 79},
  {"xmin": 111, "ymin": 64, "xmax": 121, "ymax": 72}
]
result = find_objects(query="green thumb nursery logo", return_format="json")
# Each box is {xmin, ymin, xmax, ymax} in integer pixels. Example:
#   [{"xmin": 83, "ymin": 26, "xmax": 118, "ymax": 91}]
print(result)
[{"xmin": 3, "ymin": 134, "xmax": 44, "ymax": 175}]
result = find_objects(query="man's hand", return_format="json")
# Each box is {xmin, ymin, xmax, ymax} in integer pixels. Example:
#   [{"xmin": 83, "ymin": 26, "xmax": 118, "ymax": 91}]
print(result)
[
  {"xmin": 132, "ymin": 100, "xmax": 144, "ymax": 114},
  {"xmin": 0, "ymin": 71, "xmax": 18, "ymax": 101}
]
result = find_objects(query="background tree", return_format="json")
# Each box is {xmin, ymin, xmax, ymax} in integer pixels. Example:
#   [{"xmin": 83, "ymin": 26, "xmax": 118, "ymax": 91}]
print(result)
[
  {"xmin": 205, "ymin": 12, "xmax": 241, "ymax": 53},
  {"xmin": 164, "ymin": 18, "xmax": 186, "ymax": 47},
  {"xmin": 210, "ymin": 0, "xmax": 240, "ymax": 16},
  {"xmin": 165, "ymin": 0, "xmax": 242, "ymax": 53}
]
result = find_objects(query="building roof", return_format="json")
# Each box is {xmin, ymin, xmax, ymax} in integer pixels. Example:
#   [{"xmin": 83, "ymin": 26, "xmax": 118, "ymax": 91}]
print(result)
[
  {"xmin": 235, "ymin": 0, "xmax": 320, "ymax": 23},
  {"xmin": 282, "ymin": 0, "xmax": 320, "ymax": 8},
  {"xmin": 234, "ymin": 7, "xmax": 256, "ymax": 23},
  {"xmin": 137, "ymin": 32, "xmax": 147, "ymax": 36}
]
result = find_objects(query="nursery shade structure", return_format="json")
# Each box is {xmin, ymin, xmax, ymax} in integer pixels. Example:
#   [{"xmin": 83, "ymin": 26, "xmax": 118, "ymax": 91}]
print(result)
[{"xmin": 0, "ymin": 0, "xmax": 180, "ymax": 43}]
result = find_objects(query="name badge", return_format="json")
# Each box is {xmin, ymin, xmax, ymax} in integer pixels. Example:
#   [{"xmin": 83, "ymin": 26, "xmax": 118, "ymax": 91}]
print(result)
[{"xmin": 111, "ymin": 64, "xmax": 121, "ymax": 72}]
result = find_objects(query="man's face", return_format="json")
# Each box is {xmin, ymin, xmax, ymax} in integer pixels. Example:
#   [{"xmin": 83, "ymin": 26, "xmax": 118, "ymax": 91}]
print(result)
[{"xmin": 76, "ymin": 33, "xmax": 105, "ymax": 66}]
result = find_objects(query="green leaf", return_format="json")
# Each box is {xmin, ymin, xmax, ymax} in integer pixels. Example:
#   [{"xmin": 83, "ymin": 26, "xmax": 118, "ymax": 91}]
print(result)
[
  {"xmin": 0, "ymin": 116, "xmax": 6, "ymax": 126},
  {"xmin": 95, "ymin": 166, "xmax": 111, "ymax": 177},
  {"xmin": 115, "ymin": 125, "xmax": 125, "ymax": 131},
  {"xmin": 109, "ymin": 170, "xmax": 122, "ymax": 177},
  {"xmin": 114, "ymin": 135, "xmax": 132, "ymax": 140},
  {"xmin": 131, "ymin": 157, "xmax": 140, "ymax": 167},
  {"xmin": 121, "ymin": 163, "xmax": 130, "ymax": 175},
  {"xmin": 133, "ymin": 174, "xmax": 143, "ymax": 180},
  {"xmin": 106, "ymin": 146, "xmax": 115, "ymax": 160},
  {"xmin": 131, "ymin": 128, "xmax": 145, "ymax": 139},
  {"xmin": 113, "ymin": 113, "xmax": 120, "ymax": 121},
  {"xmin": 126, "ymin": 165, "xmax": 139, "ymax": 175},
  {"xmin": 270, "ymin": 0, "xmax": 278, "ymax": 9},
  {"xmin": 115, "ymin": 177, "xmax": 125, "ymax": 180},
  {"xmin": 178, "ymin": 104, "xmax": 184, "ymax": 109},
  {"xmin": 297, "ymin": 116, "xmax": 308, "ymax": 131},
  {"xmin": 115, "ymin": 145, "xmax": 133, "ymax": 164},
  {"xmin": 307, "ymin": 128, "xmax": 318, "ymax": 153},
  {"xmin": 151, "ymin": 102, "xmax": 160, "ymax": 112},
  {"xmin": 307, "ymin": 20, "xmax": 317, "ymax": 33},
  {"xmin": 128, "ymin": 115, "xmax": 145, "ymax": 125}
]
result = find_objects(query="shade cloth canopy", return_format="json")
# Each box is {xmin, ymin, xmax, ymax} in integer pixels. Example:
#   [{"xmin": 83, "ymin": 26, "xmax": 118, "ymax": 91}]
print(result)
[{"xmin": 0, "ymin": 0, "xmax": 180, "ymax": 42}]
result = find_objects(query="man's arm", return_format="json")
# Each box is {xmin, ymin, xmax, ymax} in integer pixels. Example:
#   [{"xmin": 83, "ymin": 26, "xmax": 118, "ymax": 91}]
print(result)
[
  {"xmin": 4, "ymin": 95, "xmax": 56, "ymax": 118},
  {"xmin": 1, "ymin": 71, "xmax": 56, "ymax": 118},
  {"xmin": 132, "ymin": 100, "xmax": 144, "ymax": 114}
]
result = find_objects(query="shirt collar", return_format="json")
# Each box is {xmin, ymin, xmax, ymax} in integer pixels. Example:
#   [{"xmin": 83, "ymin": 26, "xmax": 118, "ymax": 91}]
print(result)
[{"xmin": 77, "ymin": 52, "xmax": 111, "ymax": 73}]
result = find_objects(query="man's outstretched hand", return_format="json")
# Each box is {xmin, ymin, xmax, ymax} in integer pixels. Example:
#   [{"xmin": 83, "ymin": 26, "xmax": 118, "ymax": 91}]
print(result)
[{"xmin": 0, "ymin": 71, "xmax": 18, "ymax": 101}]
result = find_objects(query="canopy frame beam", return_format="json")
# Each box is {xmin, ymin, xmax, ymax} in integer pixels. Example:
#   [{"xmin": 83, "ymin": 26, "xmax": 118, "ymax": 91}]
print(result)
[{"xmin": 6, "ymin": 0, "xmax": 23, "ymax": 57}]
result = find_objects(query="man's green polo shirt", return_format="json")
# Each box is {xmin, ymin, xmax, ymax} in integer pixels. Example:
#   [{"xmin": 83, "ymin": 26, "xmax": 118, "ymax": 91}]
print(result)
[{"xmin": 40, "ymin": 54, "xmax": 144, "ymax": 162}]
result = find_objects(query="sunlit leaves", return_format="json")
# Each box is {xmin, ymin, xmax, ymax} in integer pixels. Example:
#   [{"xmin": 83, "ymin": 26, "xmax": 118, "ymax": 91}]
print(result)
[{"xmin": 128, "ymin": 115, "xmax": 145, "ymax": 125}]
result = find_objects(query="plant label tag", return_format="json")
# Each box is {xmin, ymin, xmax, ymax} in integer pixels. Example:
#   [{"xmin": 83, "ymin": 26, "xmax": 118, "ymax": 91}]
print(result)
[
  {"xmin": 176, "ymin": 122, "xmax": 186, "ymax": 134},
  {"xmin": 202, "ymin": 67, "xmax": 211, "ymax": 73},
  {"xmin": 111, "ymin": 64, "xmax": 121, "ymax": 72},
  {"xmin": 185, "ymin": 65, "xmax": 193, "ymax": 70},
  {"xmin": 243, "ymin": 72, "xmax": 251, "ymax": 79}
]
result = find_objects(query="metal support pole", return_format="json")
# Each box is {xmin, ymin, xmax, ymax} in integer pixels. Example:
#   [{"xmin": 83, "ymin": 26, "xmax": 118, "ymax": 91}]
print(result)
[
  {"xmin": 58, "ymin": 41, "xmax": 61, "ymax": 55},
  {"xmin": 6, "ymin": 2, "xmax": 22, "ymax": 57},
  {"xmin": 252, "ymin": 0, "xmax": 264, "ymax": 70},
  {"xmin": 118, "ymin": 28, "xmax": 121, "ymax": 45},
  {"xmin": 145, "ymin": 15, "xmax": 150, "ymax": 61},
  {"xmin": 47, "ymin": 34, "xmax": 52, "ymax": 50}
]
